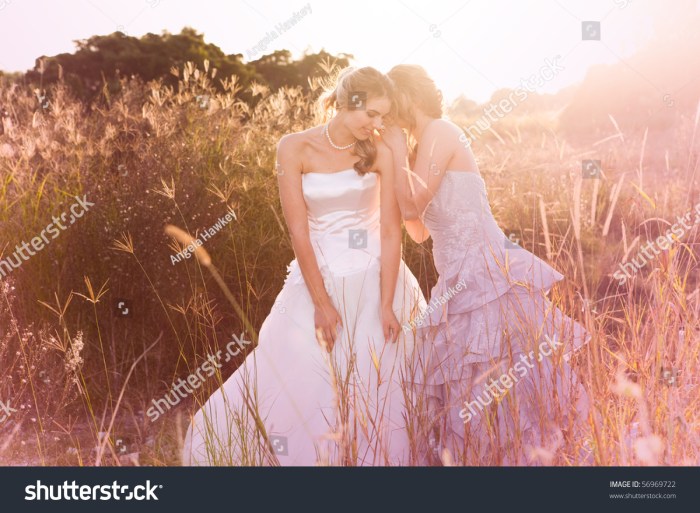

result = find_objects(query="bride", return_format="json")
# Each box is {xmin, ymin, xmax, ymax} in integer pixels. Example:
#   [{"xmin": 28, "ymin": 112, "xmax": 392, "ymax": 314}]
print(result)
[
  {"xmin": 383, "ymin": 64, "xmax": 592, "ymax": 465},
  {"xmin": 182, "ymin": 67, "xmax": 426, "ymax": 466}
]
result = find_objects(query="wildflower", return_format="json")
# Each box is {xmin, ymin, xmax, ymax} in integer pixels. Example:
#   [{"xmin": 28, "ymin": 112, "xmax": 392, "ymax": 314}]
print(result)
[{"xmin": 65, "ymin": 331, "xmax": 85, "ymax": 374}]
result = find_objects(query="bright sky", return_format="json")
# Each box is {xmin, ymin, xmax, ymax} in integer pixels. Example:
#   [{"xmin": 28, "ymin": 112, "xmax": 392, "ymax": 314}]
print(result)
[{"xmin": 0, "ymin": 0, "xmax": 695, "ymax": 102}]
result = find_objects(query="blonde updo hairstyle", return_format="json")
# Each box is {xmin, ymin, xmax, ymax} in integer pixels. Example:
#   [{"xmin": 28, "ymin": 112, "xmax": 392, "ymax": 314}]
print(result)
[
  {"xmin": 320, "ymin": 66, "xmax": 395, "ymax": 175},
  {"xmin": 387, "ymin": 64, "xmax": 443, "ymax": 133}
]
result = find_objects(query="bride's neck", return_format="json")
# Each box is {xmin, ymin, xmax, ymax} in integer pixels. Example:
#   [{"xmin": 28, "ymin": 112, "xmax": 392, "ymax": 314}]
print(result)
[{"xmin": 327, "ymin": 116, "xmax": 355, "ymax": 147}]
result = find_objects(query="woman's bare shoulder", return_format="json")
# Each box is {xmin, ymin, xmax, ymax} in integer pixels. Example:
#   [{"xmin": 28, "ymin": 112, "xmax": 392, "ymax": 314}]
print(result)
[
  {"xmin": 278, "ymin": 125, "xmax": 322, "ymax": 151},
  {"xmin": 426, "ymin": 118, "xmax": 463, "ymax": 138}
]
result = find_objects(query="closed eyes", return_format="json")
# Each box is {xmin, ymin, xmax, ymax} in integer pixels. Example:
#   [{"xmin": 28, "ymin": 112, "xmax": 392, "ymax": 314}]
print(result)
[{"xmin": 368, "ymin": 111, "xmax": 390, "ymax": 122}]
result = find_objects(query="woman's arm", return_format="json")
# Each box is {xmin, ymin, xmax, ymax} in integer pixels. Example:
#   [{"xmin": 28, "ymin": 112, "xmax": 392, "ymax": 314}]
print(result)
[
  {"xmin": 384, "ymin": 136, "xmax": 431, "ymax": 243},
  {"xmin": 385, "ymin": 121, "xmax": 455, "ymax": 221},
  {"xmin": 276, "ymin": 134, "xmax": 343, "ymax": 349},
  {"xmin": 376, "ymin": 141, "xmax": 402, "ymax": 343},
  {"xmin": 385, "ymin": 129, "xmax": 420, "ymax": 220}
]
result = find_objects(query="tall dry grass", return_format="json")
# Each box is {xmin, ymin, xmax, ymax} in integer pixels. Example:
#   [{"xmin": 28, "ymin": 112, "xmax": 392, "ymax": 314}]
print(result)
[{"xmin": 0, "ymin": 60, "xmax": 697, "ymax": 465}]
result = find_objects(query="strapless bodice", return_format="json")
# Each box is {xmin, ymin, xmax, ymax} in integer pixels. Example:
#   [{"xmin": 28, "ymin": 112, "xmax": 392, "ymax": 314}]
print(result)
[{"xmin": 285, "ymin": 169, "xmax": 382, "ymax": 285}]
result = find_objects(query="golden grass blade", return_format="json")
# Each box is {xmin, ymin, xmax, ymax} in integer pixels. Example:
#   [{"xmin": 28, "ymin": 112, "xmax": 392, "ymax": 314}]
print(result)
[
  {"xmin": 620, "ymin": 235, "xmax": 640, "ymax": 263},
  {"xmin": 631, "ymin": 182, "xmax": 656, "ymax": 209},
  {"xmin": 608, "ymin": 114, "xmax": 625, "ymax": 143},
  {"xmin": 591, "ymin": 176, "xmax": 600, "ymax": 226},
  {"xmin": 95, "ymin": 332, "xmax": 162, "ymax": 466},
  {"xmin": 164, "ymin": 225, "xmax": 212, "ymax": 267},
  {"xmin": 538, "ymin": 196, "xmax": 552, "ymax": 260},
  {"xmin": 602, "ymin": 173, "xmax": 625, "ymax": 237},
  {"xmin": 638, "ymin": 127, "xmax": 648, "ymax": 190},
  {"xmin": 571, "ymin": 174, "xmax": 582, "ymax": 242}
]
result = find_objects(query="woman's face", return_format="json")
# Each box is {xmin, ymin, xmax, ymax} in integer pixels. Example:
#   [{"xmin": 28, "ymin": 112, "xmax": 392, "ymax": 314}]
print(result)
[{"xmin": 342, "ymin": 96, "xmax": 392, "ymax": 140}]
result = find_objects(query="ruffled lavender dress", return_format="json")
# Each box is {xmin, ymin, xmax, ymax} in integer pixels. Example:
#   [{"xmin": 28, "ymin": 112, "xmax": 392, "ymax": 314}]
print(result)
[{"xmin": 411, "ymin": 171, "xmax": 591, "ymax": 465}]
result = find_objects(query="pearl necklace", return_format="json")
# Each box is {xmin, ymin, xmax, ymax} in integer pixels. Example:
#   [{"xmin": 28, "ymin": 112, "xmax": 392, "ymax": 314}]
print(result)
[{"xmin": 324, "ymin": 122, "xmax": 355, "ymax": 150}]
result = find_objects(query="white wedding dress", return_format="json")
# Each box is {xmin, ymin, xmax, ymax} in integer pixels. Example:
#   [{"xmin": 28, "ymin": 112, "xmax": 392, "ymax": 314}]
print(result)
[{"xmin": 182, "ymin": 168, "xmax": 427, "ymax": 466}]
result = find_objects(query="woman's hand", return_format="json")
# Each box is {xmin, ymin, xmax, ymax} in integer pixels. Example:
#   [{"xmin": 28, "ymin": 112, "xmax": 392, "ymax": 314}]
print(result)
[
  {"xmin": 314, "ymin": 300, "xmax": 343, "ymax": 352},
  {"xmin": 380, "ymin": 125, "xmax": 409, "ymax": 155},
  {"xmin": 382, "ymin": 306, "xmax": 401, "ymax": 344}
]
